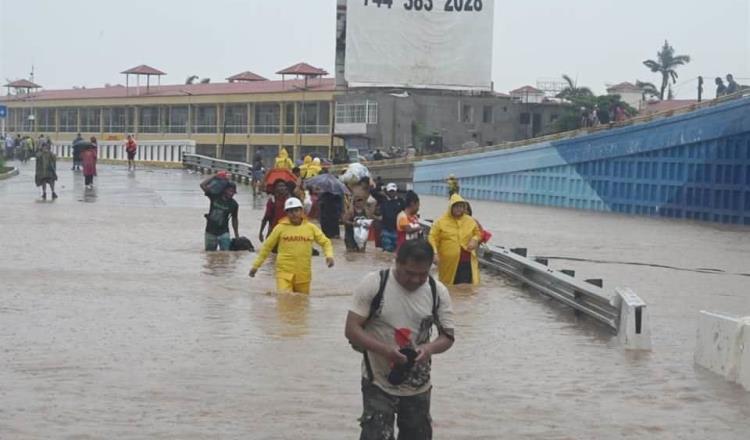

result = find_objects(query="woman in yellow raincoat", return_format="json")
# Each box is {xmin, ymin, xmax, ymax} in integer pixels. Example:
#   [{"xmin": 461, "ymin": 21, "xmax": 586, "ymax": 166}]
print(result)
[
  {"xmin": 428, "ymin": 194, "xmax": 481, "ymax": 286},
  {"xmin": 274, "ymin": 148, "xmax": 294, "ymax": 170},
  {"xmin": 307, "ymin": 157, "xmax": 322, "ymax": 177},
  {"xmin": 299, "ymin": 155, "xmax": 312, "ymax": 178}
]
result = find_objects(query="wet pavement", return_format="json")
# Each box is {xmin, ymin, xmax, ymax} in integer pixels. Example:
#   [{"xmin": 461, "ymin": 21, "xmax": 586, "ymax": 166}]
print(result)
[{"xmin": 1, "ymin": 159, "xmax": 749, "ymax": 439}]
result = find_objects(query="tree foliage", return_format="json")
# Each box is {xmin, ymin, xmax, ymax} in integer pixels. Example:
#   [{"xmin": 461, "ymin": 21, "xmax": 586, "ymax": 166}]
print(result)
[
  {"xmin": 642, "ymin": 40, "xmax": 691, "ymax": 100},
  {"xmin": 550, "ymin": 75, "xmax": 638, "ymax": 133}
]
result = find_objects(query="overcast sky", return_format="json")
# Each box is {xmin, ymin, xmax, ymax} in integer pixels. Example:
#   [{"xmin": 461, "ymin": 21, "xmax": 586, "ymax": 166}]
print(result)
[{"xmin": 1, "ymin": 0, "xmax": 748, "ymax": 98}]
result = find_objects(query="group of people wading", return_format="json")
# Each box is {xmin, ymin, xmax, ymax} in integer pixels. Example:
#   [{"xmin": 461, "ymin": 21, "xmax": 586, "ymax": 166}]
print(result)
[{"xmin": 200, "ymin": 147, "xmax": 490, "ymax": 439}]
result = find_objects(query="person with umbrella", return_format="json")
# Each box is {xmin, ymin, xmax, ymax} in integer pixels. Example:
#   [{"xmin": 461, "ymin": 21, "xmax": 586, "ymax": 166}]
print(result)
[
  {"xmin": 72, "ymin": 133, "xmax": 84, "ymax": 171},
  {"xmin": 305, "ymin": 172, "xmax": 350, "ymax": 239},
  {"xmin": 81, "ymin": 137, "xmax": 98, "ymax": 189}
]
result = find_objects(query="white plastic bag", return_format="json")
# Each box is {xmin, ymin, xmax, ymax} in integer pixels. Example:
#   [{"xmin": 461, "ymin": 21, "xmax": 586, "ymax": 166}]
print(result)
[{"xmin": 353, "ymin": 218, "xmax": 372, "ymax": 249}]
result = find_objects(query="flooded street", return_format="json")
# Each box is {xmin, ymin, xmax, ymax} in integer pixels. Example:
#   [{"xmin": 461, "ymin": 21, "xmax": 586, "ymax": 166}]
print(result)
[{"xmin": 1, "ymin": 161, "xmax": 749, "ymax": 439}]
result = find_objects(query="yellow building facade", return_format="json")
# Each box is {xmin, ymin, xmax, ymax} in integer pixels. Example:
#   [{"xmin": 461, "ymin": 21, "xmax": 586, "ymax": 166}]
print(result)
[{"xmin": 1, "ymin": 75, "xmax": 341, "ymax": 164}]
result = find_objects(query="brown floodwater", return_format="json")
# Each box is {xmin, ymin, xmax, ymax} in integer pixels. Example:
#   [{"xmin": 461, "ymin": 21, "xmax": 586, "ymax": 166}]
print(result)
[{"xmin": 1, "ymin": 160, "xmax": 749, "ymax": 439}]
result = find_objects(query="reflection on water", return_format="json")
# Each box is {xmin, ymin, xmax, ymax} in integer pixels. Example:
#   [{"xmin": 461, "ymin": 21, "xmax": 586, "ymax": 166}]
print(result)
[
  {"xmin": 275, "ymin": 293, "xmax": 310, "ymax": 337},
  {"xmin": 1, "ymin": 167, "xmax": 749, "ymax": 439}
]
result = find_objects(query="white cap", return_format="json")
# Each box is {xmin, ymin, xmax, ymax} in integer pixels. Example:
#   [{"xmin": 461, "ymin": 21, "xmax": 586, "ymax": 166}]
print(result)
[
  {"xmin": 284, "ymin": 197, "xmax": 303, "ymax": 211},
  {"xmin": 386, "ymin": 183, "xmax": 398, "ymax": 192}
]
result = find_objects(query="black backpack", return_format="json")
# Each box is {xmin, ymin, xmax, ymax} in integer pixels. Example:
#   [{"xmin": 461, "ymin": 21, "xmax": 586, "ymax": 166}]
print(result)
[{"xmin": 357, "ymin": 269, "xmax": 439, "ymax": 382}]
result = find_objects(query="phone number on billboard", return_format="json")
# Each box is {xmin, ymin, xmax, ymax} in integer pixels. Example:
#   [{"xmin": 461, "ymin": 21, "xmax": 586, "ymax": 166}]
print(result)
[{"xmin": 363, "ymin": 0, "xmax": 484, "ymax": 12}]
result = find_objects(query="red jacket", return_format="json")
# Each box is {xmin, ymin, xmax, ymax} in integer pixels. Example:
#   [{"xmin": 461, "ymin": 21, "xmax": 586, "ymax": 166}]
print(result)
[{"xmin": 82, "ymin": 147, "xmax": 97, "ymax": 177}]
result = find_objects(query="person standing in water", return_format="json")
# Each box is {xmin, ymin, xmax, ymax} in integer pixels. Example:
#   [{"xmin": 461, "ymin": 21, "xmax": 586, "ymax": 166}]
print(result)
[
  {"xmin": 125, "ymin": 134, "xmax": 137, "ymax": 171},
  {"xmin": 250, "ymin": 197, "xmax": 334, "ymax": 294}
]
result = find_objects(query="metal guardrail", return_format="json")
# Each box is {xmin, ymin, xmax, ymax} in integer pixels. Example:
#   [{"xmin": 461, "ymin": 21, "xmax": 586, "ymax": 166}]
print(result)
[
  {"xmin": 420, "ymin": 219, "xmax": 651, "ymax": 350},
  {"xmin": 53, "ymin": 140, "xmax": 195, "ymax": 163},
  {"xmin": 183, "ymin": 154, "xmax": 254, "ymax": 182}
]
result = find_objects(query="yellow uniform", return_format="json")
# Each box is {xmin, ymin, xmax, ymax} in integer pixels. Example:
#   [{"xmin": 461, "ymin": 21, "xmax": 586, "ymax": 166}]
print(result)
[
  {"xmin": 274, "ymin": 148, "xmax": 294, "ymax": 170},
  {"xmin": 307, "ymin": 158, "xmax": 322, "ymax": 178},
  {"xmin": 428, "ymin": 194, "xmax": 481, "ymax": 286},
  {"xmin": 299, "ymin": 155, "xmax": 312, "ymax": 178},
  {"xmin": 252, "ymin": 217, "xmax": 334, "ymax": 294}
]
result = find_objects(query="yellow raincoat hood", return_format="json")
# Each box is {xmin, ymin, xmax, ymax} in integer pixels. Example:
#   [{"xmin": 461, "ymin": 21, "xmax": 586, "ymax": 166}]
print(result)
[{"xmin": 274, "ymin": 148, "xmax": 294, "ymax": 170}]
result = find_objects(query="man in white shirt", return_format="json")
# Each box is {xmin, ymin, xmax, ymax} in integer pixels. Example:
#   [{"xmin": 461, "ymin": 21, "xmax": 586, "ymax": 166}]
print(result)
[{"xmin": 345, "ymin": 240, "xmax": 455, "ymax": 440}]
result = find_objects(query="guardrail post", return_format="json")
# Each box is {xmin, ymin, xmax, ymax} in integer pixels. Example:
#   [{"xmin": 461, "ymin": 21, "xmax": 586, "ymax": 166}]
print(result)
[
  {"xmin": 614, "ymin": 287, "xmax": 651, "ymax": 350},
  {"xmin": 695, "ymin": 311, "xmax": 750, "ymax": 391}
]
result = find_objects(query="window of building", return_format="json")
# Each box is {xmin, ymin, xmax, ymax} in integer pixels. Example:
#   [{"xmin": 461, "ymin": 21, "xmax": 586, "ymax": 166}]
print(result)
[
  {"xmin": 223, "ymin": 104, "xmax": 247, "ymax": 134},
  {"xmin": 192, "ymin": 105, "xmax": 216, "ymax": 134},
  {"xmin": 254, "ymin": 104, "xmax": 280, "ymax": 134},
  {"xmin": 482, "ymin": 105, "xmax": 493, "ymax": 124},
  {"xmin": 80, "ymin": 108, "xmax": 100, "ymax": 132},
  {"xmin": 520, "ymin": 112, "xmax": 531, "ymax": 125},
  {"xmin": 139, "ymin": 106, "xmax": 160, "ymax": 133},
  {"xmin": 166, "ymin": 106, "xmax": 188, "ymax": 133},
  {"xmin": 37, "ymin": 108, "xmax": 55, "ymax": 132},
  {"xmin": 59, "ymin": 108, "xmax": 78, "ymax": 132},
  {"xmin": 460, "ymin": 104, "xmax": 473, "ymax": 123},
  {"xmin": 284, "ymin": 103, "xmax": 296, "ymax": 134},
  {"xmin": 300, "ymin": 102, "xmax": 330, "ymax": 134},
  {"xmin": 334, "ymin": 101, "xmax": 377, "ymax": 125}
]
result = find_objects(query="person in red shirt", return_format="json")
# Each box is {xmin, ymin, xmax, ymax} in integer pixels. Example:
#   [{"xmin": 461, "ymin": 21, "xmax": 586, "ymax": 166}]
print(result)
[
  {"xmin": 396, "ymin": 191, "xmax": 422, "ymax": 249},
  {"xmin": 259, "ymin": 179, "xmax": 290, "ymax": 242},
  {"xmin": 125, "ymin": 134, "xmax": 137, "ymax": 171}
]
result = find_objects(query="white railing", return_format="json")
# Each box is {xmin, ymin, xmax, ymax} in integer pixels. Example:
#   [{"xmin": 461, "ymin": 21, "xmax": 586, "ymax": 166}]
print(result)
[
  {"xmin": 183, "ymin": 154, "xmax": 254, "ymax": 182},
  {"xmin": 52, "ymin": 140, "xmax": 196, "ymax": 163}
]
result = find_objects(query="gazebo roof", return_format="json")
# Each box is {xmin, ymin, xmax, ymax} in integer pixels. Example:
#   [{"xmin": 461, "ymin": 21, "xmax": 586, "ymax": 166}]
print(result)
[
  {"xmin": 226, "ymin": 71, "xmax": 267, "ymax": 82},
  {"xmin": 276, "ymin": 62, "xmax": 328, "ymax": 76},
  {"xmin": 4, "ymin": 79, "xmax": 42, "ymax": 89},
  {"xmin": 120, "ymin": 64, "xmax": 166, "ymax": 75}
]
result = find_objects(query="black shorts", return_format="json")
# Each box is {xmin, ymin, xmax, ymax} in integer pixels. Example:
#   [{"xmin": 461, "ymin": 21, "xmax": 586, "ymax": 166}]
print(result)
[{"xmin": 127, "ymin": 151, "xmax": 136, "ymax": 160}]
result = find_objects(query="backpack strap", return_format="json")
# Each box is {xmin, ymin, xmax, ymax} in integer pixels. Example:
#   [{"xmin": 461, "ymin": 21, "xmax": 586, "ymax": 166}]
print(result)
[
  {"xmin": 367, "ymin": 269, "xmax": 389, "ymax": 320},
  {"xmin": 364, "ymin": 269, "xmax": 389, "ymax": 383}
]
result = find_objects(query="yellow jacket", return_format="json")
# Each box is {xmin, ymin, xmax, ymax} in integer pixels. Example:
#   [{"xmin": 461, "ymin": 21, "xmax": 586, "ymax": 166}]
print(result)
[
  {"xmin": 428, "ymin": 194, "xmax": 481, "ymax": 285},
  {"xmin": 307, "ymin": 158, "xmax": 322, "ymax": 177},
  {"xmin": 299, "ymin": 155, "xmax": 312, "ymax": 178},
  {"xmin": 274, "ymin": 148, "xmax": 294, "ymax": 170},
  {"xmin": 252, "ymin": 217, "xmax": 334, "ymax": 282}
]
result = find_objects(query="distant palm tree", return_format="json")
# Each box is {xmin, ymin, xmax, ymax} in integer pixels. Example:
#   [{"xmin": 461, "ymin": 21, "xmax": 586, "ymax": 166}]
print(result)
[
  {"xmin": 556, "ymin": 74, "xmax": 594, "ymax": 101},
  {"xmin": 643, "ymin": 40, "xmax": 691, "ymax": 100},
  {"xmin": 636, "ymin": 80, "xmax": 660, "ymax": 100}
]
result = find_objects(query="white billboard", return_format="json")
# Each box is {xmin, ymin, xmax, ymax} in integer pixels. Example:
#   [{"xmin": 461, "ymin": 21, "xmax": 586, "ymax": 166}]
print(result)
[{"xmin": 345, "ymin": 0, "xmax": 494, "ymax": 91}]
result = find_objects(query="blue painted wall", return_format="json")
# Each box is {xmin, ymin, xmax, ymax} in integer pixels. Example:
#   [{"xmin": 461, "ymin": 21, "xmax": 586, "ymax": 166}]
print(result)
[{"xmin": 414, "ymin": 97, "xmax": 750, "ymax": 225}]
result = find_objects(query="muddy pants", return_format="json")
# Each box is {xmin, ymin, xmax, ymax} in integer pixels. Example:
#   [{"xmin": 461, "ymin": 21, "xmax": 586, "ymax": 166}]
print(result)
[{"xmin": 359, "ymin": 379, "xmax": 432, "ymax": 440}]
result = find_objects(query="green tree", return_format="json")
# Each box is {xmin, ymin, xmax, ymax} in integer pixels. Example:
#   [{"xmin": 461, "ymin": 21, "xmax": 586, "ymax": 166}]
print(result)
[
  {"xmin": 642, "ymin": 40, "xmax": 691, "ymax": 100},
  {"xmin": 636, "ymin": 80, "xmax": 660, "ymax": 100},
  {"xmin": 556, "ymin": 74, "xmax": 594, "ymax": 101}
]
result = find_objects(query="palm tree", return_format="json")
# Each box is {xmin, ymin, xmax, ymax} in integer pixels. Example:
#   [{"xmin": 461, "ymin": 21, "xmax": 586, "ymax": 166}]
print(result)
[
  {"xmin": 643, "ymin": 40, "xmax": 691, "ymax": 100},
  {"xmin": 556, "ymin": 74, "xmax": 594, "ymax": 101},
  {"xmin": 636, "ymin": 80, "xmax": 660, "ymax": 100}
]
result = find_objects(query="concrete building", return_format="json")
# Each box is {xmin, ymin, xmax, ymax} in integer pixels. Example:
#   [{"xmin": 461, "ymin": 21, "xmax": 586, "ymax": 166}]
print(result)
[
  {"xmin": 606, "ymin": 82, "xmax": 644, "ymax": 110},
  {"xmin": 334, "ymin": 88, "xmax": 562, "ymax": 154},
  {"xmin": 509, "ymin": 85, "xmax": 546, "ymax": 104}
]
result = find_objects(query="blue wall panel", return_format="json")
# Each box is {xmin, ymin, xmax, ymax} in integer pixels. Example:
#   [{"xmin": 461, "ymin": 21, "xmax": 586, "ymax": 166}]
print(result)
[{"xmin": 414, "ymin": 97, "xmax": 750, "ymax": 225}]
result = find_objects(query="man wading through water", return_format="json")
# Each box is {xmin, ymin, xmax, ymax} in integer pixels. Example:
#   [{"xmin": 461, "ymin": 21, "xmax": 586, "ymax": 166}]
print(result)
[
  {"xmin": 345, "ymin": 239, "xmax": 455, "ymax": 440},
  {"xmin": 200, "ymin": 175, "xmax": 239, "ymax": 251}
]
